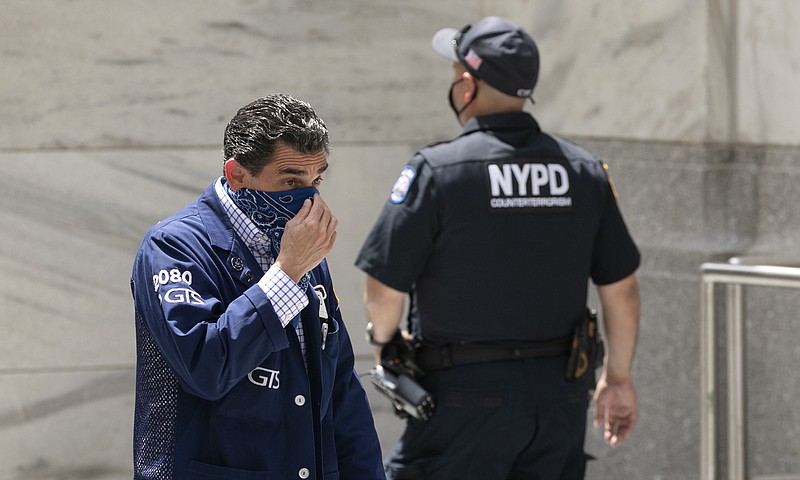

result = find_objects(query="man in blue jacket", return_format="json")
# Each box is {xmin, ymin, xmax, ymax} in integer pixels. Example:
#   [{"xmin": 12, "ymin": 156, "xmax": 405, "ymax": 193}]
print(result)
[{"xmin": 131, "ymin": 93, "xmax": 385, "ymax": 480}]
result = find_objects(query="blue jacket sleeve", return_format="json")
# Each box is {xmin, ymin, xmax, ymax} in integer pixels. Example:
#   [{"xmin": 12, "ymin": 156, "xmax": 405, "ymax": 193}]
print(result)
[
  {"xmin": 132, "ymin": 225, "xmax": 290, "ymax": 400},
  {"xmin": 328, "ymin": 302, "xmax": 386, "ymax": 478}
]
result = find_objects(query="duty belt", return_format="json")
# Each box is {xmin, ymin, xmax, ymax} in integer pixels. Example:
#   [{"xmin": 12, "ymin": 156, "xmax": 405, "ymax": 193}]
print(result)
[{"xmin": 415, "ymin": 337, "xmax": 572, "ymax": 372}]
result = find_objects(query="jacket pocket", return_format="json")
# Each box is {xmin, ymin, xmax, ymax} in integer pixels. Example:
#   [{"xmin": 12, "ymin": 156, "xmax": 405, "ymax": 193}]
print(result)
[
  {"xmin": 217, "ymin": 369, "xmax": 284, "ymax": 426},
  {"xmin": 322, "ymin": 318, "xmax": 340, "ymax": 350},
  {"xmin": 187, "ymin": 460, "xmax": 271, "ymax": 479}
]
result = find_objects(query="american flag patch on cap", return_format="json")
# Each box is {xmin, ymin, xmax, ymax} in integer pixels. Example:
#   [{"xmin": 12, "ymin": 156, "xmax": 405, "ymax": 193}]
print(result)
[{"xmin": 465, "ymin": 49, "xmax": 483, "ymax": 70}]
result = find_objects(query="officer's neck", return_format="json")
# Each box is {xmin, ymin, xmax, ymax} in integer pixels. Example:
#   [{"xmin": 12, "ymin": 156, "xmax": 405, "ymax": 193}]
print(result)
[{"xmin": 460, "ymin": 93, "xmax": 526, "ymax": 124}]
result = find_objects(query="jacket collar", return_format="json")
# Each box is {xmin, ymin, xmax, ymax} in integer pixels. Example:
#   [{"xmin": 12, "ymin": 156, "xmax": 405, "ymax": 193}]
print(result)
[
  {"xmin": 197, "ymin": 180, "xmax": 237, "ymax": 251},
  {"xmin": 196, "ymin": 181, "xmax": 263, "ymax": 285},
  {"xmin": 460, "ymin": 111, "xmax": 541, "ymax": 136}
]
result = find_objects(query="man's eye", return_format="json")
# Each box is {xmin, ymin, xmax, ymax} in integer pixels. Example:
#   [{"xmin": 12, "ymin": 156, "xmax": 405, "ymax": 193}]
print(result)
[
  {"xmin": 285, "ymin": 179, "xmax": 295, "ymax": 187},
  {"xmin": 313, "ymin": 177, "xmax": 324, "ymax": 186}
]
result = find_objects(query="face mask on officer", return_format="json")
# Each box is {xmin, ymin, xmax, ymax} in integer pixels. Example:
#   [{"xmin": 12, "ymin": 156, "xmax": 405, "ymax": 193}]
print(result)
[{"xmin": 448, "ymin": 76, "xmax": 479, "ymax": 124}]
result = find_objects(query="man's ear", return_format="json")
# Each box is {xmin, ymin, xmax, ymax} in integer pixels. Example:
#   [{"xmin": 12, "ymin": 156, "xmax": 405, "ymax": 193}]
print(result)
[{"xmin": 224, "ymin": 159, "xmax": 247, "ymax": 191}]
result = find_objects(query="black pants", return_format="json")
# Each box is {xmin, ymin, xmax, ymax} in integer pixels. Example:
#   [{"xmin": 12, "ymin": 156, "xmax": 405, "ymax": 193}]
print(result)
[{"xmin": 384, "ymin": 356, "xmax": 591, "ymax": 480}]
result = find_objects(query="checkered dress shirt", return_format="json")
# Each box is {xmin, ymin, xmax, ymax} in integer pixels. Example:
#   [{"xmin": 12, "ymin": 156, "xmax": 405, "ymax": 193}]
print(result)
[{"xmin": 215, "ymin": 178, "xmax": 308, "ymax": 356}]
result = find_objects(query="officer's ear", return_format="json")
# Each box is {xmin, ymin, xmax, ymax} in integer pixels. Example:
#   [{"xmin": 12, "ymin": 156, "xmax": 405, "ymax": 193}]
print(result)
[
  {"xmin": 462, "ymin": 71, "xmax": 478, "ymax": 102},
  {"xmin": 224, "ymin": 159, "xmax": 248, "ymax": 191}
]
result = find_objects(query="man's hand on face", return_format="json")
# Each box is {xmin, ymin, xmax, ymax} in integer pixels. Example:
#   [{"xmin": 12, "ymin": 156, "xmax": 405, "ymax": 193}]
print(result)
[{"xmin": 275, "ymin": 194, "xmax": 338, "ymax": 283}]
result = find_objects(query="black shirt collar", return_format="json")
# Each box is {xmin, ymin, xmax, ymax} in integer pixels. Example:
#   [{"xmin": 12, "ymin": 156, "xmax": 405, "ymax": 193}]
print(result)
[{"xmin": 460, "ymin": 111, "xmax": 541, "ymax": 136}]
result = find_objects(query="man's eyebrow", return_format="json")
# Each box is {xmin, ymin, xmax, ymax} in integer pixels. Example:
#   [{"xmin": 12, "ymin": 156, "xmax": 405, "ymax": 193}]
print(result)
[
  {"xmin": 276, "ymin": 166, "xmax": 307, "ymax": 176},
  {"xmin": 276, "ymin": 162, "xmax": 329, "ymax": 176}
]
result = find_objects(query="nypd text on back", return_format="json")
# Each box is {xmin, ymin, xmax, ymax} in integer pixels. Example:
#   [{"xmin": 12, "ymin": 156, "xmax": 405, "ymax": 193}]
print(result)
[{"xmin": 486, "ymin": 160, "xmax": 573, "ymax": 211}]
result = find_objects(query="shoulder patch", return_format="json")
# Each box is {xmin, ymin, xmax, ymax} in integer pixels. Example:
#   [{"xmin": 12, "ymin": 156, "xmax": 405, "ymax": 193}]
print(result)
[{"xmin": 390, "ymin": 165, "xmax": 417, "ymax": 204}]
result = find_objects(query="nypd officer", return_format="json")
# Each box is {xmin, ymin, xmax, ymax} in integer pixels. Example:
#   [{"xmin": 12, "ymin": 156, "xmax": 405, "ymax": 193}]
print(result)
[
  {"xmin": 131, "ymin": 94, "xmax": 385, "ymax": 479},
  {"xmin": 356, "ymin": 17, "xmax": 641, "ymax": 479}
]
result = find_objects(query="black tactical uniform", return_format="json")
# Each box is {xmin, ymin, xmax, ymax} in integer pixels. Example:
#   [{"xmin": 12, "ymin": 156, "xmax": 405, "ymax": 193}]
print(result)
[{"xmin": 356, "ymin": 111, "xmax": 640, "ymax": 478}]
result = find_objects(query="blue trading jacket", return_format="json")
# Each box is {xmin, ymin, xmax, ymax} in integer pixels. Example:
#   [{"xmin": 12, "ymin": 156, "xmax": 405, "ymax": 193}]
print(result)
[{"xmin": 130, "ymin": 182, "xmax": 385, "ymax": 480}]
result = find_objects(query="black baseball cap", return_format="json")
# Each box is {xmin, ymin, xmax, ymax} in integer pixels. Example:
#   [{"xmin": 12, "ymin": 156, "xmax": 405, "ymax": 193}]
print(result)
[{"xmin": 431, "ymin": 16, "xmax": 539, "ymax": 99}]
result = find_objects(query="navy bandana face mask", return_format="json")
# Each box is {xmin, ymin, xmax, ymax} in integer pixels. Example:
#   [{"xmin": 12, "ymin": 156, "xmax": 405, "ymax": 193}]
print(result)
[{"xmin": 225, "ymin": 182, "xmax": 318, "ymax": 261}]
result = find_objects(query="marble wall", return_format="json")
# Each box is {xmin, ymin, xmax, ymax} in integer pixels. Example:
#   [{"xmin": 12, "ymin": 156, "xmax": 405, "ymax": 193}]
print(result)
[
  {"xmin": 1, "ymin": 0, "xmax": 799, "ymax": 478},
  {"xmin": 486, "ymin": 0, "xmax": 800, "ymax": 146}
]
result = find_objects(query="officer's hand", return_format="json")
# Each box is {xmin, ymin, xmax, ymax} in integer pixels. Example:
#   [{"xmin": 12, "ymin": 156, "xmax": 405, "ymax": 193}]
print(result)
[
  {"xmin": 593, "ymin": 375, "xmax": 637, "ymax": 447},
  {"xmin": 372, "ymin": 330, "xmax": 414, "ymax": 364},
  {"xmin": 275, "ymin": 194, "xmax": 338, "ymax": 283}
]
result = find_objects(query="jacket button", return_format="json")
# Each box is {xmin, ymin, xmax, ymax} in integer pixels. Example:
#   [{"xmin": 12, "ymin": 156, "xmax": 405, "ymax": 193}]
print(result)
[
  {"xmin": 298, "ymin": 467, "xmax": 310, "ymax": 478},
  {"xmin": 294, "ymin": 395, "xmax": 306, "ymax": 406}
]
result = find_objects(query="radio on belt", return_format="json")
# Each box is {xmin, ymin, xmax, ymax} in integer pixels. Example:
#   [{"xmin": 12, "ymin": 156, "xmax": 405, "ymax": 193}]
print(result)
[{"xmin": 369, "ymin": 365, "xmax": 435, "ymax": 421}]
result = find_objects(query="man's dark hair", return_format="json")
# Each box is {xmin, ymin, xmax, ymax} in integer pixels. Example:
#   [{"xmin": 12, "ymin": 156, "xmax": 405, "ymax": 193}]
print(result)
[{"xmin": 223, "ymin": 93, "xmax": 330, "ymax": 175}]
